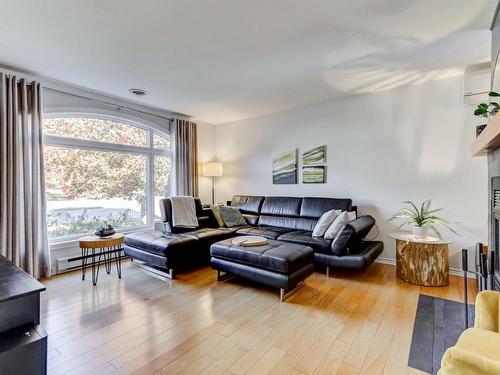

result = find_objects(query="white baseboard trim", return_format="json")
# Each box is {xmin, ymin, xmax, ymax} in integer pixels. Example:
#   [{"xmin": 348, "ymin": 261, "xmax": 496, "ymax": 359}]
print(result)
[
  {"xmin": 375, "ymin": 257, "xmax": 396, "ymax": 266},
  {"xmin": 375, "ymin": 257, "xmax": 477, "ymax": 279}
]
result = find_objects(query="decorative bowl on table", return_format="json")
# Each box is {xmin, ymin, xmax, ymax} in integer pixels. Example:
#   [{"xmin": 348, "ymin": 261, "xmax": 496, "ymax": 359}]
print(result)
[{"xmin": 94, "ymin": 224, "xmax": 116, "ymax": 237}]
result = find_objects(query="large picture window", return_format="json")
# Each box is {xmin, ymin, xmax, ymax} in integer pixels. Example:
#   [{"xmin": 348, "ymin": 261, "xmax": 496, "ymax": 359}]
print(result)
[{"xmin": 43, "ymin": 117, "xmax": 171, "ymax": 241}]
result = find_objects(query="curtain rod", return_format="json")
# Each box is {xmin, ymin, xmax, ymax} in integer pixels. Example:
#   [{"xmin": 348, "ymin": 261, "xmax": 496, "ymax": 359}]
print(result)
[{"xmin": 44, "ymin": 87, "xmax": 176, "ymax": 122}]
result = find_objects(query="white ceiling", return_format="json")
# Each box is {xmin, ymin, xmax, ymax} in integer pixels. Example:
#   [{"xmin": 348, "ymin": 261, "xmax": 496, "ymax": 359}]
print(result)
[{"xmin": 0, "ymin": 0, "xmax": 497, "ymax": 124}]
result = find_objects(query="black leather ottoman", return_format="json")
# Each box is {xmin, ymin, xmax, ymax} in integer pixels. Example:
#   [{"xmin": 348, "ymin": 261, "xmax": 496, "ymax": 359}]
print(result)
[
  {"xmin": 124, "ymin": 230, "xmax": 198, "ymax": 278},
  {"xmin": 210, "ymin": 238, "xmax": 314, "ymax": 301}
]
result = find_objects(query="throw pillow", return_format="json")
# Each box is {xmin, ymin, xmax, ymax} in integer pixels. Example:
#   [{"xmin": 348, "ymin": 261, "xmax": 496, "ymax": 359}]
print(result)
[
  {"xmin": 312, "ymin": 209, "xmax": 341, "ymax": 237},
  {"xmin": 210, "ymin": 205, "xmax": 225, "ymax": 227},
  {"xmin": 324, "ymin": 211, "xmax": 357, "ymax": 240},
  {"xmin": 220, "ymin": 206, "xmax": 247, "ymax": 227}
]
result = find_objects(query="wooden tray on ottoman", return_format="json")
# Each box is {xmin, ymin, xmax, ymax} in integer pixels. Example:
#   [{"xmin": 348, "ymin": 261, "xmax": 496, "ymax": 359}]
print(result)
[{"xmin": 231, "ymin": 236, "xmax": 268, "ymax": 247}]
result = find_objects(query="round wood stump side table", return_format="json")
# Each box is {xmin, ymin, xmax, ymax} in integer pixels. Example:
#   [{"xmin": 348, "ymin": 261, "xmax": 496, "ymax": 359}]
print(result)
[
  {"xmin": 79, "ymin": 233, "xmax": 124, "ymax": 285},
  {"xmin": 388, "ymin": 232, "xmax": 451, "ymax": 287}
]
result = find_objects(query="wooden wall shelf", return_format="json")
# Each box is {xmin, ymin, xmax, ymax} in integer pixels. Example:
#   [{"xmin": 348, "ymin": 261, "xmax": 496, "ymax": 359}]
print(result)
[{"xmin": 472, "ymin": 113, "xmax": 500, "ymax": 156}]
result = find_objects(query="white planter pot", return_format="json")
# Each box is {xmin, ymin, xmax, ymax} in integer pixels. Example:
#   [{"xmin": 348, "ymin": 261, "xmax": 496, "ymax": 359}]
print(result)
[{"xmin": 412, "ymin": 225, "xmax": 428, "ymax": 237}]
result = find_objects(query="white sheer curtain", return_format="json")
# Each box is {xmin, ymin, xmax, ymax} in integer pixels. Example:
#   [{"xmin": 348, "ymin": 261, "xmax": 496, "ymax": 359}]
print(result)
[{"xmin": 0, "ymin": 74, "xmax": 50, "ymax": 278}]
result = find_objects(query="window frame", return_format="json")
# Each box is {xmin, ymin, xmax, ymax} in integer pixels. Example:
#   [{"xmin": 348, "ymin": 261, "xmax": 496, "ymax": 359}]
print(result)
[{"xmin": 43, "ymin": 113, "xmax": 171, "ymax": 244}]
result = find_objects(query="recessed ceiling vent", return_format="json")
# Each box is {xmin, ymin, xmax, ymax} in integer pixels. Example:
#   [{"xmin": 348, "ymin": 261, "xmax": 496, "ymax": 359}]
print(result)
[{"xmin": 128, "ymin": 88, "xmax": 148, "ymax": 97}]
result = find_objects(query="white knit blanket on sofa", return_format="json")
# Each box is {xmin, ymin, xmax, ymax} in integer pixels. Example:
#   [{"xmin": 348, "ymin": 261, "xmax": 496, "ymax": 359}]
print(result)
[{"xmin": 171, "ymin": 196, "xmax": 199, "ymax": 228}]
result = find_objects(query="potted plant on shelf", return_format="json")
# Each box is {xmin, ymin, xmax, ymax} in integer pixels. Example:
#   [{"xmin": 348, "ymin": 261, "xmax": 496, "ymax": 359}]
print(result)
[
  {"xmin": 389, "ymin": 200, "xmax": 457, "ymax": 239},
  {"xmin": 474, "ymin": 91, "xmax": 500, "ymax": 137}
]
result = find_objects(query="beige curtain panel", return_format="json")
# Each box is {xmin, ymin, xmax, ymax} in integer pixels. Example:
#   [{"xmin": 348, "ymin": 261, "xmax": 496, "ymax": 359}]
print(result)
[
  {"xmin": 0, "ymin": 74, "xmax": 50, "ymax": 278},
  {"xmin": 172, "ymin": 118, "xmax": 199, "ymax": 197}
]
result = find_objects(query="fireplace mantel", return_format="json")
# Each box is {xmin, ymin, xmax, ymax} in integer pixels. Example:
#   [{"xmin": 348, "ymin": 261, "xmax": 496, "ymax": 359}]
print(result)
[{"xmin": 472, "ymin": 113, "xmax": 500, "ymax": 156}]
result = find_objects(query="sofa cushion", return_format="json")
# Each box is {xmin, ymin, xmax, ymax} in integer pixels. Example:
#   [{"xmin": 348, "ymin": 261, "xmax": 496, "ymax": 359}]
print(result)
[
  {"xmin": 197, "ymin": 216, "xmax": 212, "ymax": 228},
  {"xmin": 277, "ymin": 230, "xmax": 332, "ymax": 253},
  {"xmin": 439, "ymin": 327, "xmax": 500, "ymax": 375},
  {"xmin": 258, "ymin": 215, "xmax": 317, "ymax": 231},
  {"xmin": 300, "ymin": 197, "xmax": 352, "ymax": 218},
  {"xmin": 180, "ymin": 227, "xmax": 240, "ymax": 242},
  {"xmin": 124, "ymin": 230, "xmax": 196, "ymax": 257},
  {"xmin": 220, "ymin": 206, "xmax": 247, "ymax": 227},
  {"xmin": 242, "ymin": 214, "xmax": 259, "ymax": 226},
  {"xmin": 456, "ymin": 327, "xmax": 500, "ymax": 360},
  {"xmin": 260, "ymin": 197, "xmax": 302, "ymax": 217},
  {"xmin": 236, "ymin": 225, "xmax": 294, "ymax": 239},
  {"xmin": 210, "ymin": 238, "xmax": 313, "ymax": 274},
  {"xmin": 230, "ymin": 195, "xmax": 265, "ymax": 214}
]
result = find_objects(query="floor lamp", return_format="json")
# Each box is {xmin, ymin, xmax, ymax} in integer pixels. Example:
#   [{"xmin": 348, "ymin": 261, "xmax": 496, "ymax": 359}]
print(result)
[{"xmin": 202, "ymin": 162, "xmax": 223, "ymax": 204}]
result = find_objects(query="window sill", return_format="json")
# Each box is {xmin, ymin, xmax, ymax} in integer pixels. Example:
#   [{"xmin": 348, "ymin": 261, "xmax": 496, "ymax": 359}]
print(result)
[{"xmin": 49, "ymin": 225, "xmax": 152, "ymax": 250}]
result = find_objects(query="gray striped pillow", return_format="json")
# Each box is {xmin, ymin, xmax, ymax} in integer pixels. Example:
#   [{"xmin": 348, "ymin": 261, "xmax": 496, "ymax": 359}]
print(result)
[{"xmin": 220, "ymin": 206, "xmax": 247, "ymax": 227}]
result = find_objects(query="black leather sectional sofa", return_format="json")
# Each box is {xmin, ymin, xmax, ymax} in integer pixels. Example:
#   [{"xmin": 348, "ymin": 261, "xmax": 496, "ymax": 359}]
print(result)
[{"xmin": 124, "ymin": 195, "xmax": 383, "ymax": 278}]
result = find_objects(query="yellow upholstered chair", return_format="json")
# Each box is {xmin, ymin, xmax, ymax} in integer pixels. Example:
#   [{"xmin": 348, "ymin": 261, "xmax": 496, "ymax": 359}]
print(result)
[{"xmin": 438, "ymin": 290, "xmax": 500, "ymax": 375}]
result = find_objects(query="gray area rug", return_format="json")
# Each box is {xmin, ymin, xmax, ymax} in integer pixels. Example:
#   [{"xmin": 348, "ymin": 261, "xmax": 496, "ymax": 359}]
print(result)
[{"xmin": 408, "ymin": 294, "xmax": 474, "ymax": 375}]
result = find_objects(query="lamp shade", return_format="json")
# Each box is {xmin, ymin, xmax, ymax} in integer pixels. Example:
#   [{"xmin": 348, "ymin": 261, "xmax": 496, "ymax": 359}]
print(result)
[{"xmin": 202, "ymin": 162, "xmax": 223, "ymax": 177}]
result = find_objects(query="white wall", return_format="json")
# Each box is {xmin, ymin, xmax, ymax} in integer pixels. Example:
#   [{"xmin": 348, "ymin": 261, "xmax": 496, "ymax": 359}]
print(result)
[{"xmin": 214, "ymin": 76, "xmax": 489, "ymax": 270}]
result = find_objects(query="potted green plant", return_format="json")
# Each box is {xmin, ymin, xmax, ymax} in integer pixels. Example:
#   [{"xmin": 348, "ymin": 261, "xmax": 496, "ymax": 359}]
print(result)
[
  {"xmin": 389, "ymin": 200, "xmax": 458, "ymax": 238},
  {"xmin": 474, "ymin": 91, "xmax": 500, "ymax": 137}
]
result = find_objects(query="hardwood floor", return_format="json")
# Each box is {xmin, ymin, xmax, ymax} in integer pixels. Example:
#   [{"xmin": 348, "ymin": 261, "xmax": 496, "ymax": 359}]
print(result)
[{"xmin": 40, "ymin": 261, "xmax": 477, "ymax": 375}]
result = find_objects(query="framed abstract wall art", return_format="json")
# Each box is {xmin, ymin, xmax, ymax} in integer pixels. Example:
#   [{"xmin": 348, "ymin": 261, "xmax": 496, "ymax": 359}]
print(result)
[
  {"xmin": 272, "ymin": 149, "xmax": 298, "ymax": 184},
  {"xmin": 303, "ymin": 165, "xmax": 326, "ymax": 183},
  {"xmin": 302, "ymin": 145, "xmax": 327, "ymax": 183},
  {"xmin": 302, "ymin": 145, "xmax": 326, "ymax": 165}
]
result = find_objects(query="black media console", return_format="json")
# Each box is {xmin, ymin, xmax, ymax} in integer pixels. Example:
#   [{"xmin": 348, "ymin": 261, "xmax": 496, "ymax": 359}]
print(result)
[{"xmin": 0, "ymin": 255, "xmax": 47, "ymax": 375}]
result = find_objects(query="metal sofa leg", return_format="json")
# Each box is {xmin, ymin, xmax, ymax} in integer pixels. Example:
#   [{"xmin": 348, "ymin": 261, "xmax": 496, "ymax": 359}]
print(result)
[
  {"xmin": 326, "ymin": 266, "xmax": 330, "ymax": 278},
  {"xmin": 131, "ymin": 261, "xmax": 174, "ymax": 280},
  {"xmin": 216, "ymin": 270, "xmax": 235, "ymax": 282},
  {"xmin": 166, "ymin": 268, "xmax": 174, "ymax": 279},
  {"xmin": 279, "ymin": 281, "xmax": 305, "ymax": 302}
]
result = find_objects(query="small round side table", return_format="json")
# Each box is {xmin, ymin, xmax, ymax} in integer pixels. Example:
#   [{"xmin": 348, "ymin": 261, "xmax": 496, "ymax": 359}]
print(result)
[
  {"xmin": 79, "ymin": 233, "xmax": 124, "ymax": 285},
  {"xmin": 388, "ymin": 232, "xmax": 452, "ymax": 287}
]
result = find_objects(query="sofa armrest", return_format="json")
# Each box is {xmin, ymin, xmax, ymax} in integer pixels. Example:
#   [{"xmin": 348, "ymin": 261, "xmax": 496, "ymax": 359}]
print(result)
[
  {"xmin": 474, "ymin": 291, "xmax": 500, "ymax": 332},
  {"xmin": 331, "ymin": 215, "xmax": 375, "ymax": 256},
  {"xmin": 348, "ymin": 215, "xmax": 376, "ymax": 239},
  {"xmin": 331, "ymin": 226, "xmax": 354, "ymax": 256},
  {"xmin": 441, "ymin": 345, "xmax": 500, "ymax": 375}
]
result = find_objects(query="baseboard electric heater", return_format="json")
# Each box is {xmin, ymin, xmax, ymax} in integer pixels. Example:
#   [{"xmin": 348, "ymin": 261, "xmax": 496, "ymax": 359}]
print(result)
[{"xmin": 56, "ymin": 250, "xmax": 125, "ymax": 274}]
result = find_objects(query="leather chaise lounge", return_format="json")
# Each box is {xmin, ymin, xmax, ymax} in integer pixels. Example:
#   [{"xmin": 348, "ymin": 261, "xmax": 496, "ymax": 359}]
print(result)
[
  {"xmin": 124, "ymin": 198, "xmax": 236, "ymax": 278},
  {"xmin": 123, "ymin": 195, "xmax": 384, "ymax": 278}
]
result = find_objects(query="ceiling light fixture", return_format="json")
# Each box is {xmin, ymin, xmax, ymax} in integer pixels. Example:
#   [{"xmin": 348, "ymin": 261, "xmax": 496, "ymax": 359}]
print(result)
[{"xmin": 128, "ymin": 88, "xmax": 148, "ymax": 97}]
